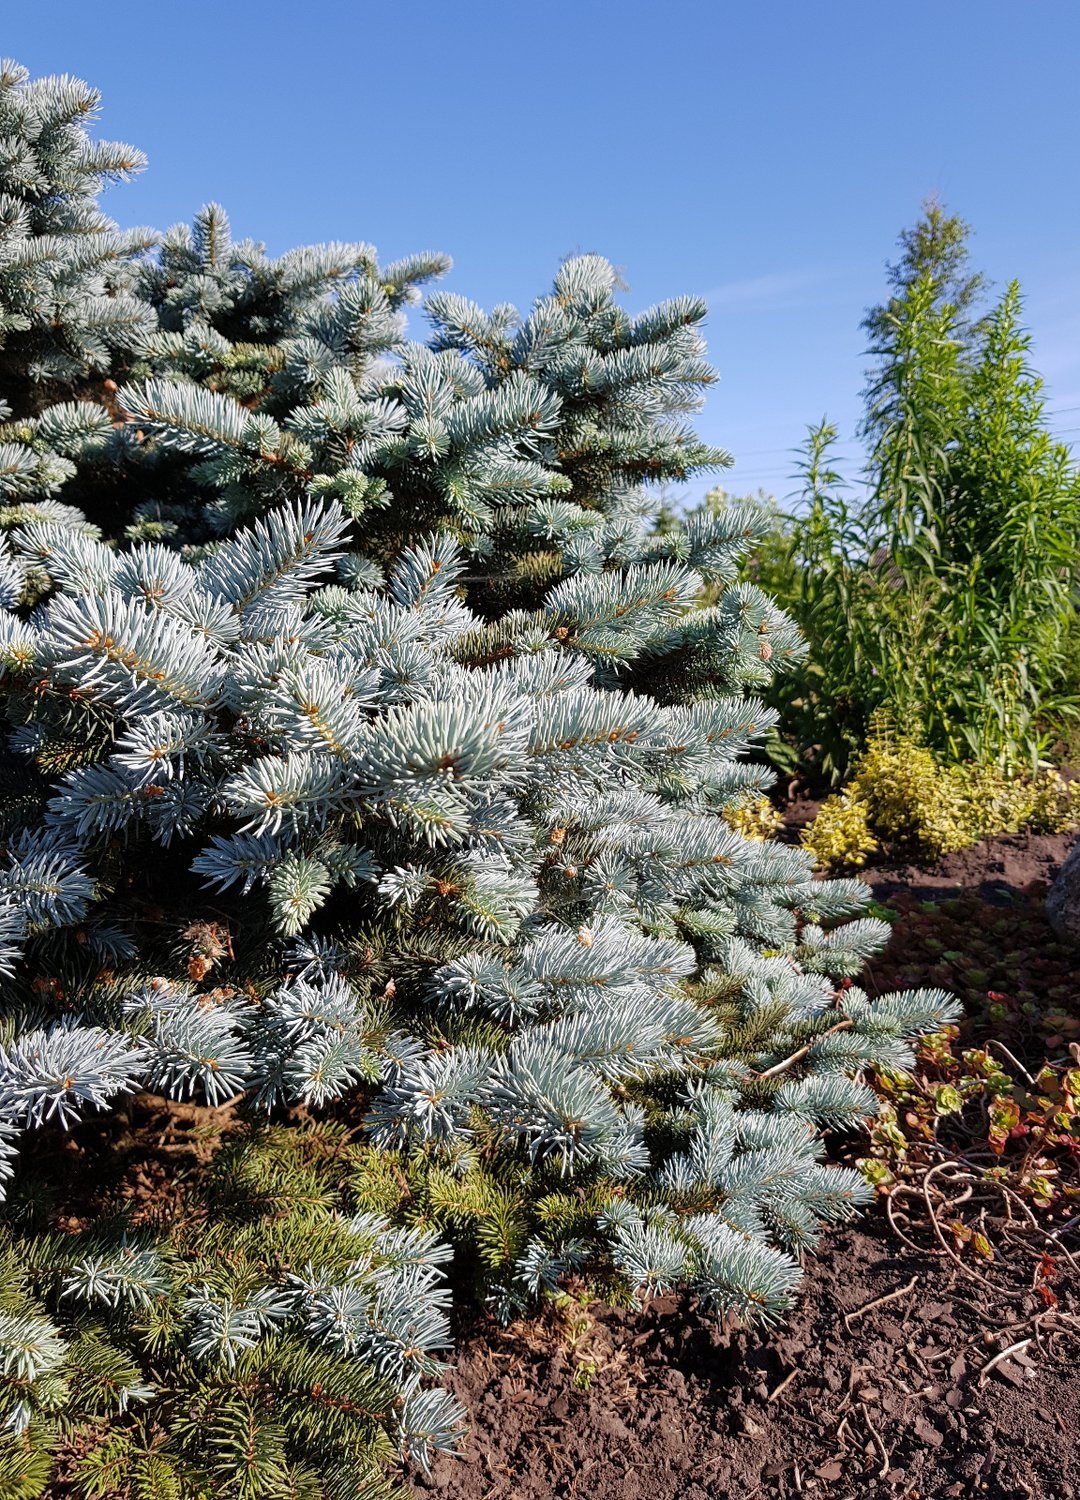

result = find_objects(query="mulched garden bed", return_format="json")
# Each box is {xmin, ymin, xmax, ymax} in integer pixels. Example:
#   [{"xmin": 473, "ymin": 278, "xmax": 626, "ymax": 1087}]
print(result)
[{"xmin": 408, "ymin": 830, "xmax": 1080, "ymax": 1500}]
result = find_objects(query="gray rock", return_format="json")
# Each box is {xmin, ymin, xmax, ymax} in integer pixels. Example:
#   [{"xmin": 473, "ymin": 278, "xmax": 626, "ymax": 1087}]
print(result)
[{"xmin": 1046, "ymin": 836, "xmax": 1080, "ymax": 942}]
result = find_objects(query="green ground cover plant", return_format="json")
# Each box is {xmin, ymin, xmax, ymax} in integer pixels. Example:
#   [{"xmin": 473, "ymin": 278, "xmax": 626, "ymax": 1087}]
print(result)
[{"xmin": 855, "ymin": 886, "xmax": 1080, "ymax": 1279}]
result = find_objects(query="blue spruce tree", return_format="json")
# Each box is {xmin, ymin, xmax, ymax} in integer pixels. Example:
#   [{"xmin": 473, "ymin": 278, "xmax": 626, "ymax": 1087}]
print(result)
[{"xmin": 0, "ymin": 61, "xmax": 958, "ymax": 1499}]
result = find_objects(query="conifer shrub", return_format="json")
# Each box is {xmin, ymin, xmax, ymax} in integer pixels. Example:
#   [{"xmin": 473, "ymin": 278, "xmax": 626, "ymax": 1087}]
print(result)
[
  {"xmin": 0, "ymin": 61, "xmax": 959, "ymax": 1496},
  {"xmin": 1, "ymin": 1122, "xmax": 464, "ymax": 1499}
]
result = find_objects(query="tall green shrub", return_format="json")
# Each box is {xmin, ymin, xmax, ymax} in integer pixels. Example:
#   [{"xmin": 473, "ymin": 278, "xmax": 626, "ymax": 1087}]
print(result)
[{"xmin": 752, "ymin": 203, "xmax": 1080, "ymax": 780}]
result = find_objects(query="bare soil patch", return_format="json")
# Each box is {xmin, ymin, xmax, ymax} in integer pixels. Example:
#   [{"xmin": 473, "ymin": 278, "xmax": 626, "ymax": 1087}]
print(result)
[
  {"xmin": 413, "ymin": 1216, "xmax": 1078, "ymax": 1500},
  {"xmin": 863, "ymin": 829, "xmax": 1074, "ymax": 905}
]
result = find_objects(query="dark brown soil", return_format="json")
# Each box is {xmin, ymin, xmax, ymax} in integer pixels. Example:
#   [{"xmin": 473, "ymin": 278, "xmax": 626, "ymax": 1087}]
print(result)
[
  {"xmin": 412, "ymin": 1216, "xmax": 1078, "ymax": 1500},
  {"xmin": 408, "ymin": 832, "xmax": 1080, "ymax": 1500},
  {"xmin": 863, "ymin": 830, "xmax": 1075, "ymax": 906}
]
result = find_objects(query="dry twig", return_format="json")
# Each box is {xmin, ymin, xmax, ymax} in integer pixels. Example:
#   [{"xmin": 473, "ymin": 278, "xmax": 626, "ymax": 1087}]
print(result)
[
  {"xmin": 844, "ymin": 1275, "xmax": 920, "ymax": 1329},
  {"xmin": 921, "ymin": 1163, "xmax": 996, "ymax": 1287},
  {"xmin": 753, "ymin": 1018, "xmax": 853, "ymax": 1081},
  {"xmin": 978, "ymin": 1336, "xmax": 1034, "ymax": 1386},
  {"xmin": 858, "ymin": 1401, "xmax": 890, "ymax": 1477},
  {"xmin": 984, "ymin": 1039, "xmax": 1037, "ymax": 1085},
  {"xmin": 767, "ymin": 1367, "xmax": 799, "ymax": 1401}
]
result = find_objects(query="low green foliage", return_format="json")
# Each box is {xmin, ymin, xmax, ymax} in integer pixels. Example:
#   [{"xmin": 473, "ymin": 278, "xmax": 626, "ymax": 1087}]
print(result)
[
  {"xmin": 854, "ymin": 884, "xmax": 1080, "ymax": 1275},
  {"xmin": 802, "ymin": 726, "xmax": 1080, "ymax": 869},
  {"xmin": 861, "ymin": 1031, "xmax": 1080, "ymax": 1223},
  {"xmin": 865, "ymin": 887, "xmax": 1080, "ymax": 1062}
]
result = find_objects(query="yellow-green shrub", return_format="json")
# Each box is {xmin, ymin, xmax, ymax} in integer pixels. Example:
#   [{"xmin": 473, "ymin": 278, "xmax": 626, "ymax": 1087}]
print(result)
[
  {"xmin": 1019, "ymin": 768, "xmax": 1080, "ymax": 834},
  {"xmin": 853, "ymin": 737, "xmax": 988, "ymax": 858},
  {"xmin": 801, "ymin": 793, "xmax": 878, "ymax": 869},
  {"xmin": 723, "ymin": 795, "xmax": 784, "ymax": 841},
  {"xmin": 803, "ymin": 727, "xmax": 1080, "ymax": 869}
]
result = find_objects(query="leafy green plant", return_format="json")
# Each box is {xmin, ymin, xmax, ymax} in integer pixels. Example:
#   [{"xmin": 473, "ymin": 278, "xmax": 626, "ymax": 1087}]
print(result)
[
  {"xmin": 744, "ymin": 203, "xmax": 1080, "ymax": 781},
  {"xmin": 861, "ymin": 1033, "xmax": 1080, "ymax": 1219},
  {"xmin": 852, "ymin": 884, "xmax": 1080, "ymax": 1281}
]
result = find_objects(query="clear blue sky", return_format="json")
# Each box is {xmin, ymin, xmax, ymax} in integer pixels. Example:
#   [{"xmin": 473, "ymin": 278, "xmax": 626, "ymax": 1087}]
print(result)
[{"xmin": 9, "ymin": 2, "xmax": 1080, "ymax": 504}]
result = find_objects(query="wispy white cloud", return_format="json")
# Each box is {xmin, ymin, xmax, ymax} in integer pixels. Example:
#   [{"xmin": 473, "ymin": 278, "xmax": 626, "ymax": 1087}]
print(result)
[{"xmin": 703, "ymin": 268, "xmax": 839, "ymax": 312}]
